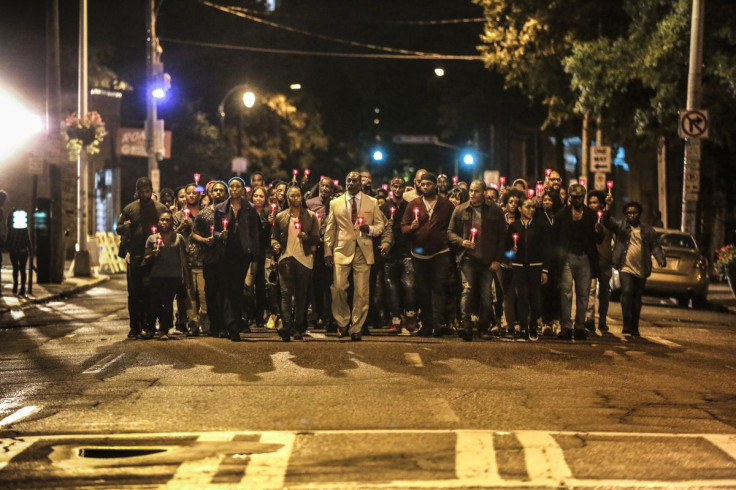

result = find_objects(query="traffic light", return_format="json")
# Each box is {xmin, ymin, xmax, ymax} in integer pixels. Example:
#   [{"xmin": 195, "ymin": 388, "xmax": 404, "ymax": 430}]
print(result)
[
  {"xmin": 151, "ymin": 61, "xmax": 171, "ymax": 99},
  {"xmin": 462, "ymin": 151, "xmax": 475, "ymax": 165},
  {"xmin": 372, "ymin": 149, "xmax": 384, "ymax": 162}
]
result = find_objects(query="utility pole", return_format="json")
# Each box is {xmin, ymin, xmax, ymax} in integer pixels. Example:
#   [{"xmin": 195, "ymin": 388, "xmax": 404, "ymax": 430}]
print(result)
[
  {"xmin": 146, "ymin": 0, "xmax": 161, "ymax": 194},
  {"xmin": 73, "ymin": 0, "xmax": 91, "ymax": 276},
  {"xmin": 581, "ymin": 113, "xmax": 589, "ymax": 182},
  {"xmin": 681, "ymin": 0, "xmax": 705, "ymax": 234}
]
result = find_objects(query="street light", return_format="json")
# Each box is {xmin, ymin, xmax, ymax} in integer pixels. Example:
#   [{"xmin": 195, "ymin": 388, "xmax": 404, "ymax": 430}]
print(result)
[
  {"xmin": 242, "ymin": 91, "xmax": 255, "ymax": 108},
  {"xmin": 0, "ymin": 87, "xmax": 43, "ymax": 161},
  {"xmin": 372, "ymin": 149, "xmax": 384, "ymax": 162},
  {"xmin": 462, "ymin": 152, "xmax": 475, "ymax": 165},
  {"xmin": 218, "ymin": 84, "xmax": 257, "ymax": 133}
]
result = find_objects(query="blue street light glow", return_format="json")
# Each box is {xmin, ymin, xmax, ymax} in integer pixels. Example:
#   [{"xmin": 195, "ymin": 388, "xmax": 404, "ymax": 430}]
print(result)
[
  {"xmin": 372, "ymin": 150, "xmax": 384, "ymax": 162},
  {"xmin": 463, "ymin": 153, "xmax": 475, "ymax": 165},
  {"xmin": 152, "ymin": 88, "xmax": 166, "ymax": 99}
]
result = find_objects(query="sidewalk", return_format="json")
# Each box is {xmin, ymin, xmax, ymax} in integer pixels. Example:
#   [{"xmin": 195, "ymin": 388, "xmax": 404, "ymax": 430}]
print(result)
[
  {"xmin": 0, "ymin": 258, "xmax": 112, "ymax": 314},
  {"xmin": 708, "ymin": 281, "xmax": 736, "ymax": 314}
]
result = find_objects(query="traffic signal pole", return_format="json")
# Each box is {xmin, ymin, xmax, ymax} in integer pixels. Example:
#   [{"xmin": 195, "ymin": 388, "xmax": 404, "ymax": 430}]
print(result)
[
  {"xmin": 73, "ymin": 0, "xmax": 91, "ymax": 276},
  {"xmin": 146, "ymin": 0, "xmax": 160, "ymax": 193}
]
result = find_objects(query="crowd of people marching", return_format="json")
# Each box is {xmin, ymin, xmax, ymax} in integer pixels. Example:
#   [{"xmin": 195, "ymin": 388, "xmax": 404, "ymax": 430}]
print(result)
[{"xmin": 117, "ymin": 167, "xmax": 665, "ymax": 342}]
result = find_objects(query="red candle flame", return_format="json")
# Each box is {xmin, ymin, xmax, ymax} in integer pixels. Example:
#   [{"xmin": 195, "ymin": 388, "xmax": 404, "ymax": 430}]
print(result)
[
  {"xmin": 597, "ymin": 209, "xmax": 604, "ymax": 222},
  {"xmin": 390, "ymin": 206, "xmax": 396, "ymax": 219},
  {"xmin": 382, "ymin": 184, "xmax": 388, "ymax": 190},
  {"xmin": 607, "ymin": 180, "xmax": 614, "ymax": 189},
  {"xmin": 413, "ymin": 207, "xmax": 420, "ymax": 218},
  {"xmin": 499, "ymin": 176, "xmax": 506, "ymax": 186},
  {"xmin": 292, "ymin": 169, "xmax": 298, "ymax": 176},
  {"xmin": 151, "ymin": 226, "xmax": 157, "ymax": 234},
  {"xmin": 470, "ymin": 227, "xmax": 478, "ymax": 242},
  {"xmin": 294, "ymin": 221, "xmax": 301, "ymax": 231},
  {"xmin": 357, "ymin": 216, "xmax": 364, "ymax": 226},
  {"xmin": 304, "ymin": 168, "xmax": 311, "ymax": 176},
  {"xmin": 193, "ymin": 173, "xmax": 201, "ymax": 184},
  {"xmin": 315, "ymin": 211, "xmax": 320, "ymax": 220},
  {"xmin": 245, "ymin": 186, "xmax": 251, "ymax": 194},
  {"xmin": 210, "ymin": 225, "xmax": 214, "ymax": 235},
  {"xmin": 222, "ymin": 218, "xmax": 229, "ymax": 229},
  {"xmin": 527, "ymin": 189, "xmax": 535, "ymax": 199},
  {"xmin": 545, "ymin": 168, "xmax": 552, "ymax": 177},
  {"xmin": 512, "ymin": 232, "xmax": 519, "ymax": 244},
  {"xmin": 183, "ymin": 208, "xmax": 190, "ymax": 218},
  {"xmin": 579, "ymin": 177, "xmax": 587, "ymax": 188},
  {"xmin": 333, "ymin": 179, "xmax": 339, "ymax": 187},
  {"xmin": 270, "ymin": 203, "xmax": 277, "ymax": 214},
  {"xmin": 452, "ymin": 176, "xmax": 458, "ymax": 184},
  {"xmin": 156, "ymin": 236, "xmax": 162, "ymax": 247}
]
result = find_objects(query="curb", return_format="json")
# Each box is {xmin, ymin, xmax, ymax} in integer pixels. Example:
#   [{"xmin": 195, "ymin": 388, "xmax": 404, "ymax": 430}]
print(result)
[{"xmin": 0, "ymin": 275, "xmax": 111, "ymax": 315}]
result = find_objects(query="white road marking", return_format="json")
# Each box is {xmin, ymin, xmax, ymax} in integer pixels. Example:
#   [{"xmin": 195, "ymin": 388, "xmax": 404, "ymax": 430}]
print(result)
[
  {"xmin": 0, "ymin": 437, "xmax": 36, "ymax": 471},
  {"xmin": 648, "ymin": 336, "xmax": 682, "ymax": 348},
  {"xmin": 704, "ymin": 434, "xmax": 736, "ymax": 461},
  {"xmin": 515, "ymin": 430, "xmax": 572, "ymax": 482},
  {"xmin": 82, "ymin": 353, "xmax": 124, "ymax": 374},
  {"xmin": 241, "ymin": 432, "xmax": 296, "ymax": 488},
  {"xmin": 3, "ymin": 297, "xmax": 20, "ymax": 307},
  {"xmin": 455, "ymin": 430, "xmax": 500, "ymax": 483},
  {"xmin": 64, "ymin": 333, "xmax": 77, "ymax": 338},
  {"xmin": 403, "ymin": 352, "xmax": 424, "ymax": 367},
  {"xmin": 99, "ymin": 313, "xmax": 118, "ymax": 322},
  {"xmin": 0, "ymin": 406, "xmax": 40, "ymax": 427},
  {"xmin": 166, "ymin": 433, "xmax": 234, "ymax": 488},
  {"xmin": 306, "ymin": 332, "xmax": 326, "ymax": 339}
]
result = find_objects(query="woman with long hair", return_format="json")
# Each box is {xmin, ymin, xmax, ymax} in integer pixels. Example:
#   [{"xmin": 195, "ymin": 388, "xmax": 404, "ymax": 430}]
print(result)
[{"xmin": 249, "ymin": 185, "xmax": 272, "ymax": 329}]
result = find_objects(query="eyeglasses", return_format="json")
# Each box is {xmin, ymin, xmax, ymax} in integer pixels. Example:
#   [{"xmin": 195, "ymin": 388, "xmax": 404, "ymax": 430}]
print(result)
[{"xmin": 549, "ymin": 177, "xmax": 561, "ymax": 181}]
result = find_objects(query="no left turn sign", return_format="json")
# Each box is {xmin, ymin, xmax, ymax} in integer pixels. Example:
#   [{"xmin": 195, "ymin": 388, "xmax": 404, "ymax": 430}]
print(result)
[{"xmin": 679, "ymin": 110, "xmax": 709, "ymax": 139}]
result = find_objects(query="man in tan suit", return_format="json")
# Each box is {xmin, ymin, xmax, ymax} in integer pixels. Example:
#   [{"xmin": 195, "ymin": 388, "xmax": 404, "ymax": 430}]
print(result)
[{"xmin": 324, "ymin": 171, "xmax": 387, "ymax": 340}]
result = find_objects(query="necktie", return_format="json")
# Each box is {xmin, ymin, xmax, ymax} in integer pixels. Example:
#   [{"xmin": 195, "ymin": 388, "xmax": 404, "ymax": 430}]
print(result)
[{"xmin": 351, "ymin": 196, "xmax": 358, "ymax": 225}]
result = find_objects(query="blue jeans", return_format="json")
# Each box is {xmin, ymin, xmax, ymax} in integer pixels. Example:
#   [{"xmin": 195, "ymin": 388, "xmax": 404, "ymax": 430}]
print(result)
[
  {"xmin": 459, "ymin": 255, "xmax": 496, "ymax": 331},
  {"xmin": 383, "ymin": 256, "xmax": 416, "ymax": 319},
  {"xmin": 559, "ymin": 253, "xmax": 591, "ymax": 330}
]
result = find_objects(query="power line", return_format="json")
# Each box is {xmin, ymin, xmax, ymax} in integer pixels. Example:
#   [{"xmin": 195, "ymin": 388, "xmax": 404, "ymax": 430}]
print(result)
[
  {"xmin": 199, "ymin": 0, "xmax": 481, "ymax": 59},
  {"xmin": 226, "ymin": 5, "xmax": 485, "ymax": 26},
  {"xmin": 159, "ymin": 36, "xmax": 483, "ymax": 61}
]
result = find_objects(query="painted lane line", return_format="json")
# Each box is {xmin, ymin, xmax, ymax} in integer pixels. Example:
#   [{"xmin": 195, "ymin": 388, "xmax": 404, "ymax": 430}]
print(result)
[
  {"xmin": 0, "ymin": 437, "xmax": 37, "ymax": 471},
  {"xmin": 515, "ymin": 430, "xmax": 572, "ymax": 483},
  {"xmin": 704, "ymin": 434, "xmax": 736, "ymax": 462},
  {"xmin": 99, "ymin": 313, "xmax": 118, "ymax": 322},
  {"xmin": 306, "ymin": 332, "xmax": 326, "ymax": 339},
  {"xmin": 166, "ymin": 433, "xmax": 234, "ymax": 488},
  {"xmin": 10, "ymin": 309, "xmax": 25, "ymax": 320},
  {"xmin": 455, "ymin": 430, "xmax": 501, "ymax": 484},
  {"xmin": 82, "ymin": 353, "xmax": 124, "ymax": 374},
  {"xmin": 241, "ymin": 432, "xmax": 296, "ymax": 488},
  {"xmin": 648, "ymin": 336, "xmax": 682, "ymax": 348},
  {"xmin": 403, "ymin": 352, "xmax": 424, "ymax": 367},
  {"xmin": 0, "ymin": 406, "xmax": 40, "ymax": 427}
]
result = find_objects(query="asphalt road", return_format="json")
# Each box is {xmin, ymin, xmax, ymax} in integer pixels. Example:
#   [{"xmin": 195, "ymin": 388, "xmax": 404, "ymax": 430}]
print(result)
[{"xmin": 1, "ymin": 276, "xmax": 735, "ymax": 488}]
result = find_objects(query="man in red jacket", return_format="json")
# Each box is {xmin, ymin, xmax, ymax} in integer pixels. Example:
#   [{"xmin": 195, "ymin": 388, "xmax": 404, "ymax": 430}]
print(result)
[{"xmin": 401, "ymin": 172, "xmax": 455, "ymax": 337}]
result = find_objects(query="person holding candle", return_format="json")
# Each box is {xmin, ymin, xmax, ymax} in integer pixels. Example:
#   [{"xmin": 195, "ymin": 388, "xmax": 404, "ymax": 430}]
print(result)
[
  {"xmin": 271, "ymin": 186, "xmax": 321, "ymax": 341},
  {"xmin": 552, "ymin": 183, "xmax": 603, "ymax": 340},
  {"xmin": 116, "ymin": 177, "xmax": 169, "ymax": 339},
  {"xmin": 601, "ymin": 196, "xmax": 666, "ymax": 337},
  {"xmin": 324, "ymin": 171, "xmax": 387, "ymax": 341},
  {"xmin": 448, "ymin": 179, "xmax": 507, "ymax": 341},
  {"xmin": 401, "ymin": 172, "xmax": 456, "ymax": 337},
  {"xmin": 191, "ymin": 181, "xmax": 229, "ymax": 337},
  {"xmin": 585, "ymin": 190, "xmax": 614, "ymax": 334},
  {"xmin": 172, "ymin": 183, "xmax": 203, "ymax": 336},
  {"xmin": 505, "ymin": 195, "xmax": 552, "ymax": 341},
  {"xmin": 306, "ymin": 177, "xmax": 336, "ymax": 331},
  {"xmin": 380, "ymin": 177, "xmax": 417, "ymax": 334},
  {"xmin": 143, "ymin": 212, "xmax": 189, "ymax": 340},
  {"xmin": 213, "ymin": 177, "xmax": 261, "ymax": 342},
  {"xmin": 249, "ymin": 186, "xmax": 275, "ymax": 330},
  {"xmin": 538, "ymin": 191, "xmax": 561, "ymax": 335}
]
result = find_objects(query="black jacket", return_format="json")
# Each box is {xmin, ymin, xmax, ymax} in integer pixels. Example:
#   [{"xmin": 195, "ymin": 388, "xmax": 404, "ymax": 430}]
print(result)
[
  {"xmin": 603, "ymin": 212, "xmax": 666, "ymax": 277},
  {"xmin": 506, "ymin": 216, "xmax": 552, "ymax": 271},
  {"xmin": 270, "ymin": 207, "xmax": 321, "ymax": 257},
  {"xmin": 214, "ymin": 198, "xmax": 260, "ymax": 258},
  {"xmin": 552, "ymin": 205, "xmax": 602, "ymax": 277},
  {"xmin": 447, "ymin": 201, "xmax": 507, "ymax": 265}
]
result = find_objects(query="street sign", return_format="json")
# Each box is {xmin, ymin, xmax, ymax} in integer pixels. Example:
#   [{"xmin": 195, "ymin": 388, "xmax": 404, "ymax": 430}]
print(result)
[
  {"xmin": 593, "ymin": 172, "xmax": 606, "ymax": 191},
  {"xmin": 684, "ymin": 167, "xmax": 700, "ymax": 195},
  {"xmin": 231, "ymin": 157, "xmax": 247, "ymax": 174},
  {"xmin": 590, "ymin": 145, "xmax": 611, "ymax": 173},
  {"xmin": 679, "ymin": 110, "xmax": 709, "ymax": 139},
  {"xmin": 392, "ymin": 135, "xmax": 438, "ymax": 144},
  {"xmin": 116, "ymin": 127, "xmax": 172, "ymax": 159},
  {"xmin": 685, "ymin": 143, "xmax": 701, "ymax": 161}
]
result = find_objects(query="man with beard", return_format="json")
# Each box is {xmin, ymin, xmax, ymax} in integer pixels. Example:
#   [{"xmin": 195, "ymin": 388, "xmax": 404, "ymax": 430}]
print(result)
[
  {"xmin": 552, "ymin": 184, "xmax": 602, "ymax": 340},
  {"xmin": 306, "ymin": 177, "xmax": 335, "ymax": 330},
  {"xmin": 324, "ymin": 171, "xmax": 387, "ymax": 341},
  {"xmin": 401, "ymin": 172, "xmax": 455, "ymax": 337},
  {"xmin": 545, "ymin": 170, "xmax": 565, "ymax": 213},
  {"xmin": 116, "ymin": 177, "xmax": 169, "ymax": 338},
  {"xmin": 437, "ymin": 174, "xmax": 451, "ymax": 198},
  {"xmin": 191, "ymin": 181, "xmax": 229, "ymax": 336}
]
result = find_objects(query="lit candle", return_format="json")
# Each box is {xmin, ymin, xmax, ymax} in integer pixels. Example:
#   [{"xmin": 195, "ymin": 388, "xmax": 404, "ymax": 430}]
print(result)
[
  {"xmin": 607, "ymin": 180, "xmax": 614, "ymax": 194},
  {"xmin": 222, "ymin": 218, "xmax": 229, "ymax": 230},
  {"xmin": 579, "ymin": 177, "xmax": 587, "ymax": 189},
  {"xmin": 452, "ymin": 176, "xmax": 458, "ymax": 185},
  {"xmin": 193, "ymin": 173, "xmax": 201, "ymax": 184},
  {"xmin": 333, "ymin": 179, "xmax": 339, "ymax": 187},
  {"xmin": 545, "ymin": 168, "xmax": 552, "ymax": 178},
  {"xmin": 382, "ymin": 183, "xmax": 388, "ymax": 191},
  {"xmin": 183, "ymin": 208, "xmax": 190, "ymax": 219},
  {"xmin": 270, "ymin": 203, "xmax": 277, "ymax": 215},
  {"xmin": 315, "ymin": 211, "xmax": 320, "ymax": 221},
  {"xmin": 245, "ymin": 186, "xmax": 251, "ymax": 194},
  {"xmin": 536, "ymin": 183, "xmax": 544, "ymax": 195},
  {"xmin": 150, "ymin": 226, "xmax": 157, "ymax": 235},
  {"xmin": 527, "ymin": 189, "xmax": 535, "ymax": 199},
  {"xmin": 390, "ymin": 206, "xmax": 396, "ymax": 219},
  {"xmin": 304, "ymin": 168, "xmax": 311, "ymax": 176},
  {"xmin": 499, "ymin": 176, "xmax": 506, "ymax": 187},
  {"xmin": 470, "ymin": 227, "xmax": 478, "ymax": 243},
  {"xmin": 156, "ymin": 236, "xmax": 162, "ymax": 249},
  {"xmin": 413, "ymin": 207, "xmax": 420, "ymax": 220},
  {"xmin": 389, "ymin": 191, "xmax": 394, "ymax": 199},
  {"xmin": 490, "ymin": 183, "xmax": 499, "ymax": 190},
  {"xmin": 294, "ymin": 221, "xmax": 301, "ymax": 231},
  {"xmin": 356, "ymin": 216, "xmax": 364, "ymax": 227},
  {"xmin": 597, "ymin": 209, "xmax": 603, "ymax": 223},
  {"xmin": 292, "ymin": 169, "xmax": 298, "ymax": 176},
  {"xmin": 210, "ymin": 225, "xmax": 214, "ymax": 236},
  {"xmin": 512, "ymin": 232, "xmax": 519, "ymax": 246}
]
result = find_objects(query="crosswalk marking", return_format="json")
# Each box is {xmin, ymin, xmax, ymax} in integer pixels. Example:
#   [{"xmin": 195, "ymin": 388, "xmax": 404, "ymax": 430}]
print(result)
[
  {"xmin": 455, "ymin": 431, "xmax": 500, "ymax": 483},
  {"xmin": 241, "ymin": 432, "xmax": 295, "ymax": 488},
  {"xmin": 0, "ymin": 406, "xmax": 39, "ymax": 427},
  {"xmin": 167, "ymin": 433, "xmax": 234, "ymax": 488},
  {"xmin": 704, "ymin": 434, "xmax": 736, "ymax": 461},
  {"xmin": 648, "ymin": 336, "xmax": 682, "ymax": 348},
  {"xmin": 515, "ymin": 430, "xmax": 572, "ymax": 482},
  {"xmin": 82, "ymin": 353, "xmax": 124, "ymax": 374}
]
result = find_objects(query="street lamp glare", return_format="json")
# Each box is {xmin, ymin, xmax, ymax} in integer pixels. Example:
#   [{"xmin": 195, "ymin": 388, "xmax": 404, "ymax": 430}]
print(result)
[
  {"xmin": 243, "ymin": 91, "xmax": 256, "ymax": 108},
  {"xmin": 372, "ymin": 150, "xmax": 384, "ymax": 162},
  {"xmin": 0, "ymin": 87, "xmax": 43, "ymax": 160},
  {"xmin": 152, "ymin": 88, "xmax": 166, "ymax": 99},
  {"xmin": 463, "ymin": 154, "xmax": 474, "ymax": 165},
  {"xmin": 434, "ymin": 67, "xmax": 445, "ymax": 77}
]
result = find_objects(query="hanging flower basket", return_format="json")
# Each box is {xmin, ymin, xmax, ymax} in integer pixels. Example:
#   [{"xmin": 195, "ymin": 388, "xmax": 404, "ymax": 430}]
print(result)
[
  {"xmin": 62, "ymin": 111, "xmax": 107, "ymax": 162},
  {"xmin": 715, "ymin": 245, "xmax": 736, "ymax": 297}
]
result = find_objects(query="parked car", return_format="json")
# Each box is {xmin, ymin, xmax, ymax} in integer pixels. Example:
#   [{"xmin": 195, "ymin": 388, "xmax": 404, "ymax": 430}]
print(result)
[{"xmin": 610, "ymin": 228, "xmax": 709, "ymax": 308}]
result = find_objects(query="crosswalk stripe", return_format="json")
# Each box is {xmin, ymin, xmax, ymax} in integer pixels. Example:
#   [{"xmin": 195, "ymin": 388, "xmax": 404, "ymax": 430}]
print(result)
[
  {"xmin": 241, "ymin": 432, "xmax": 296, "ymax": 488},
  {"xmin": 0, "ymin": 406, "xmax": 40, "ymax": 427},
  {"xmin": 166, "ymin": 433, "xmax": 234, "ymax": 488},
  {"xmin": 515, "ymin": 430, "xmax": 572, "ymax": 482},
  {"xmin": 455, "ymin": 431, "xmax": 500, "ymax": 483},
  {"xmin": 703, "ymin": 434, "xmax": 736, "ymax": 461},
  {"xmin": 648, "ymin": 336, "xmax": 682, "ymax": 348},
  {"xmin": 82, "ymin": 354, "xmax": 124, "ymax": 374}
]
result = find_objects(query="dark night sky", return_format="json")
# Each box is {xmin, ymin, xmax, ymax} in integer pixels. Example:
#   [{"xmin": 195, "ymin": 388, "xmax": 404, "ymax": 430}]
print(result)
[{"xmin": 0, "ymin": 0, "xmax": 494, "ymax": 142}]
